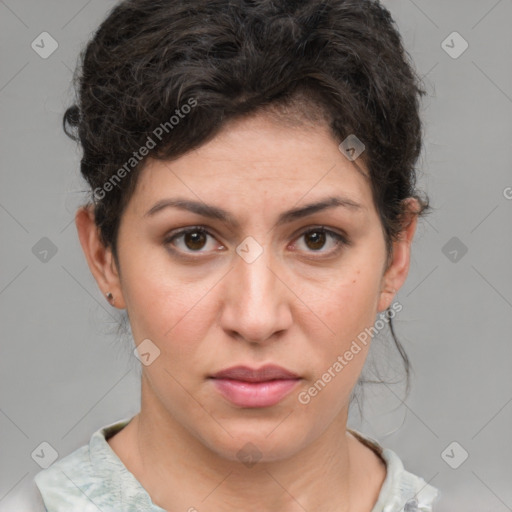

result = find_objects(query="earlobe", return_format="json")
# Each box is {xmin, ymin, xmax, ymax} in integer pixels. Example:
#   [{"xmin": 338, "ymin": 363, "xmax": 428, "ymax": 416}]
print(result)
[{"xmin": 75, "ymin": 205, "xmax": 126, "ymax": 309}]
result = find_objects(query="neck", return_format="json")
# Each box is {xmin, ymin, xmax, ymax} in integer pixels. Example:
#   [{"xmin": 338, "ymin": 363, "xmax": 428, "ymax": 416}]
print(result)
[{"xmin": 114, "ymin": 377, "xmax": 365, "ymax": 512}]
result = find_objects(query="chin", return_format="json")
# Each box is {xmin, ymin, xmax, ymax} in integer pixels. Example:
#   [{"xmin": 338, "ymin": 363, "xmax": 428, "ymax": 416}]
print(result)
[{"xmin": 197, "ymin": 418, "xmax": 310, "ymax": 465}]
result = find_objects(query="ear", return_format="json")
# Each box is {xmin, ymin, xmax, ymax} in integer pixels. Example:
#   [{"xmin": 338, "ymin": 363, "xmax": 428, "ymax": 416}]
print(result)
[
  {"xmin": 75, "ymin": 205, "xmax": 126, "ymax": 309},
  {"xmin": 377, "ymin": 198, "xmax": 419, "ymax": 313}
]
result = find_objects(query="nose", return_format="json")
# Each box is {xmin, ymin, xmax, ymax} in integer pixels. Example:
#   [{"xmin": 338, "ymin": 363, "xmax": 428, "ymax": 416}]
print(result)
[{"xmin": 219, "ymin": 247, "xmax": 293, "ymax": 344}]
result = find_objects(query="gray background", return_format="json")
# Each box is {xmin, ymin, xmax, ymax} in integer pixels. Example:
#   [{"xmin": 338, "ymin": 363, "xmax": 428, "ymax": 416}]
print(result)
[{"xmin": 1, "ymin": 0, "xmax": 511, "ymax": 510}]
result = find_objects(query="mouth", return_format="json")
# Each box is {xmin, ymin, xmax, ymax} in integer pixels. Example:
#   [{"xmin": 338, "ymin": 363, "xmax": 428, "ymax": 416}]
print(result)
[{"xmin": 209, "ymin": 365, "xmax": 301, "ymax": 408}]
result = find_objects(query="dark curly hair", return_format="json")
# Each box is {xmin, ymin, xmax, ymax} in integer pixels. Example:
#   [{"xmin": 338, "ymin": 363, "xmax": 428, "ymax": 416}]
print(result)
[{"xmin": 64, "ymin": 0, "xmax": 431, "ymax": 402}]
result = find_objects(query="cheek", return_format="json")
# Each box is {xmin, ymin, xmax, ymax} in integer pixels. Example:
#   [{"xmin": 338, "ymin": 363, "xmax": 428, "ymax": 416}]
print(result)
[
  {"xmin": 295, "ymin": 274, "xmax": 379, "ymax": 418},
  {"xmin": 123, "ymin": 261, "xmax": 210, "ymax": 363},
  {"xmin": 296, "ymin": 256, "xmax": 383, "ymax": 391},
  {"xmin": 120, "ymin": 254, "xmax": 221, "ymax": 364},
  {"xmin": 311, "ymin": 264, "xmax": 382, "ymax": 344}
]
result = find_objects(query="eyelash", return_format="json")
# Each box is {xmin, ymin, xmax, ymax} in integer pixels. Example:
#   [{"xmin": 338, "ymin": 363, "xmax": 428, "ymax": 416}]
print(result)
[{"xmin": 164, "ymin": 225, "xmax": 350, "ymax": 259}]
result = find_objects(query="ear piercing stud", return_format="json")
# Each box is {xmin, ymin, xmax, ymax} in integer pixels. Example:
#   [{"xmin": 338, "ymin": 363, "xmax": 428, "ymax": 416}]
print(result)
[{"xmin": 106, "ymin": 292, "xmax": 115, "ymax": 305}]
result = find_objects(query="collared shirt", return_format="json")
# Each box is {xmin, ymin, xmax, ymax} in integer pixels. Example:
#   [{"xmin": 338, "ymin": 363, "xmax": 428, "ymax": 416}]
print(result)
[{"xmin": 22, "ymin": 417, "xmax": 439, "ymax": 511}]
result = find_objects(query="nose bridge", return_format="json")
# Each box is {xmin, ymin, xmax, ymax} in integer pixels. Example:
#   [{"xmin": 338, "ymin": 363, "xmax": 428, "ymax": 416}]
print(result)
[
  {"xmin": 238, "ymin": 251, "xmax": 275, "ymax": 306},
  {"xmin": 220, "ymin": 243, "xmax": 291, "ymax": 342}
]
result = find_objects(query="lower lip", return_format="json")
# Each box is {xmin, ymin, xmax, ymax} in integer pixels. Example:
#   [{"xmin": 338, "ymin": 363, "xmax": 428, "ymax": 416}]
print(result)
[{"xmin": 210, "ymin": 378, "xmax": 301, "ymax": 408}]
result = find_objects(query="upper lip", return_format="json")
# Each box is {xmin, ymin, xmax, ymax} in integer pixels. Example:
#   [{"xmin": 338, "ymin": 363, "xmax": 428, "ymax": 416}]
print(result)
[{"xmin": 210, "ymin": 365, "xmax": 300, "ymax": 382}]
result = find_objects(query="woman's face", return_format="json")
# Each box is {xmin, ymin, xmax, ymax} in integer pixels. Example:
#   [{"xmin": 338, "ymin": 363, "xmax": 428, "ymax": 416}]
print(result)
[{"xmin": 87, "ymin": 113, "xmax": 416, "ymax": 462}]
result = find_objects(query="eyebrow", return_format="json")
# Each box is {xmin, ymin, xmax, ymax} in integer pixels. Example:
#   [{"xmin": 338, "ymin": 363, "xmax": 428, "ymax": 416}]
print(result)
[{"xmin": 145, "ymin": 195, "xmax": 365, "ymax": 227}]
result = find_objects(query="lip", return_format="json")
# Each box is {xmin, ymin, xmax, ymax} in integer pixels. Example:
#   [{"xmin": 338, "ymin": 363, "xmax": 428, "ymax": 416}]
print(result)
[
  {"xmin": 210, "ymin": 364, "xmax": 299, "ymax": 382},
  {"xmin": 209, "ymin": 365, "xmax": 301, "ymax": 408}
]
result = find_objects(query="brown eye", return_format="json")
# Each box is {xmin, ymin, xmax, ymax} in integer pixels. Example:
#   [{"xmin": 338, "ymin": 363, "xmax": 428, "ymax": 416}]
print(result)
[
  {"xmin": 293, "ymin": 227, "xmax": 348, "ymax": 257},
  {"xmin": 166, "ymin": 227, "xmax": 222, "ymax": 254},
  {"xmin": 304, "ymin": 230, "xmax": 327, "ymax": 250},
  {"xmin": 183, "ymin": 230, "xmax": 207, "ymax": 251}
]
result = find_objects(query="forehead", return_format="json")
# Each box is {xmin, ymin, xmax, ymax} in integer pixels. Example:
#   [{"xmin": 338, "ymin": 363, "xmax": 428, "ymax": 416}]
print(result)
[{"xmin": 131, "ymin": 113, "xmax": 373, "ymax": 213}]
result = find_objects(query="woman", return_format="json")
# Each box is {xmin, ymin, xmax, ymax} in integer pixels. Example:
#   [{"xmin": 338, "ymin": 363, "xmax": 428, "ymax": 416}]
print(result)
[{"xmin": 33, "ymin": 0, "xmax": 440, "ymax": 510}]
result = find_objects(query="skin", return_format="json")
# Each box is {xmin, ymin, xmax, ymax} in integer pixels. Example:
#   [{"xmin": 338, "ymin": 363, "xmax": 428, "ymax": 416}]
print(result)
[{"xmin": 76, "ymin": 112, "xmax": 419, "ymax": 512}]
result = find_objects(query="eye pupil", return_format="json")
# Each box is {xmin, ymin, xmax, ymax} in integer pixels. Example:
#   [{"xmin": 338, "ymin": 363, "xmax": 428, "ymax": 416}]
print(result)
[
  {"xmin": 305, "ymin": 231, "xmax": 326, "ymax": 250},
  {"xmin": 184, "ymin": 231, "xmax": 207, "ymax": 250}
]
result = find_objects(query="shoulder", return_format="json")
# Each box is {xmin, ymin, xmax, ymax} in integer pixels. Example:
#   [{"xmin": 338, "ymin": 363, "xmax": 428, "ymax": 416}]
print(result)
[
  {"xmin": 347, "ymin": 428, "xmax": 440, "ymax": 512},
  {"xmin": 33, "ymin": 436, "xmax": 112, "ymax": 512},
  {"xmin": 33, "ymin": 417, "xmax": 162, "ymax": 512}
]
